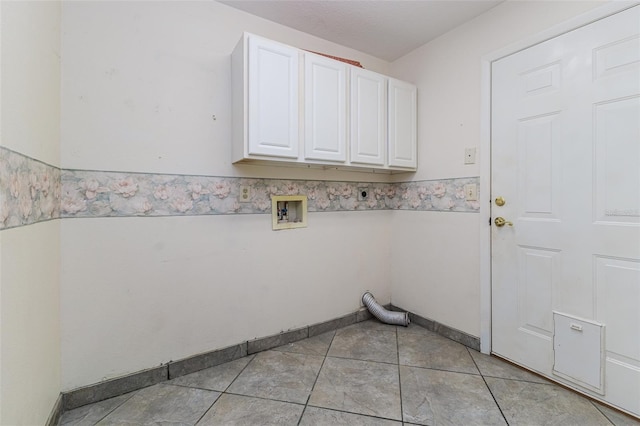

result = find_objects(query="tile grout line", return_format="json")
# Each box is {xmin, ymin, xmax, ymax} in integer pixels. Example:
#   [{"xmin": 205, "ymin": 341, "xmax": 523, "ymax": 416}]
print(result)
[
  {"xmin": 396, "ymin": 325, "xmax": 405, "ymax": 424},
  {"xmin": 588, "ymin": 400, "xmax": 617, "ymax": 426},
  {"xmin": 297, "ymin": 330, "xmax": 337, "ymax": 426},
  {"xmin": 398, "ymin": 362, "xmax": 482, "ymax": 377},
  {"xmin": 166, "ymin": 382, "xmax": 223, "ymax": 393},
  {"xmin": 324, "ymin": 353, "xmax": 401, "ymax": 366},
  {"xmin": 192, "ymin": 393, "xmax": 220, "ymax": 426},
  {"xmin": 222, "ymin": 354, "xmax": 258, "ymax": 394},
  {"xmin": 467, "ymin": 347, "xmax": 510, "ymax": 426},
  {"xmin": 303, "ymin": 403, "xmax": 404, "ymax": 424},
  {"xmin": 193, "ymin": 354, "xmax": 258, "ymax": 426},
  {"xmin": 87, "ymin": 390, "xmax": 138, "ymax": 426},
  {"xmin": 222, "ymin": 391, "xmax": 307, "ymax": 407}
]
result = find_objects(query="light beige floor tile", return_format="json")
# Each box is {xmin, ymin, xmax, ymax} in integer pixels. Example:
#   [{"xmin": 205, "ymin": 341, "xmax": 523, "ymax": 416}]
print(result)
[
  {"xmin": 398, "ymin": 329, "xmax": 479, "ymax": 374},
  {"xmin": 227, "ymin": 350, "xmax": 323, "ymax": 404},
  {"xmin": 486, "ymin": 377, "xmax": 613, "ymax": 426},
  {"xmin": 468, "ymin": 349, "xmax": 550, "ymax": 384},
  {"xmin": 593, "ymin": 402, "xmax": 640, "ymax": 426},
  {"xmin": 309, "ymin": 357, "xmax": 402, "ymax": 421},
  {"xmin": 328, "ymin": 325, "xmax": 398, "ymax": 364},
  {"xmin": 300, "ymin": 406, "xmax": 402, "ymax": 425},
  {"xmin": 273, "ymin": 331, "xmax": 335, "ymax": 356},
  {"xmin": 400, "ymin": 365, "xmax": 505, "ymax": 426},
  {"xmin": 197, "ymin": 393, "xmax": 303, "ymax": 426},
  {"xmin": 60, "ymin": 392, "xmax": 135, "ymax": 426},
  {"xmin": 96, "ymin": 384, "xmax": 219, "ymax": 425},
  {"xmin": 169, "ymin": 355, "xmax": 254, "ymax": 392},
  {"xmin": 344, "ymin": 319, "xmax": 397, "ymax": 332}
]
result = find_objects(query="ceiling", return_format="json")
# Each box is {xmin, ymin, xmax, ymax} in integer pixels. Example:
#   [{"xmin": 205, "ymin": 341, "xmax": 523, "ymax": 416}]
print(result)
[{"xmin": 218, "ymin": 0, "xmax": 504, "ymax": 62}]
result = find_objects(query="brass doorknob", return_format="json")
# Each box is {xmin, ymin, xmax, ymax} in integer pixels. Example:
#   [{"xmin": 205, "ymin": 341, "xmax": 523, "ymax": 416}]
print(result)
[
  {"xmin": 495, "ymin": 197, "xmax": 506, "ymax": 206},
  {"xmin": 494, "ymin": 217, "xmax": 513, "ymax": 227}
]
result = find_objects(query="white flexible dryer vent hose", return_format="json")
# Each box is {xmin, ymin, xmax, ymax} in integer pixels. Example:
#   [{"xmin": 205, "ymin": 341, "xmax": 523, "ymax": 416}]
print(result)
[{"xmin": 362, "ymin": 292, "xmax": 410, "ymax": 327}]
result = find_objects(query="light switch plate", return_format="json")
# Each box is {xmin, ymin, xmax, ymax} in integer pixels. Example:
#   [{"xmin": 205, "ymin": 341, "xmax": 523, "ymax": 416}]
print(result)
[{"xmin": 464, "ymin": 184, "xmax": 478, "ymax": 201}]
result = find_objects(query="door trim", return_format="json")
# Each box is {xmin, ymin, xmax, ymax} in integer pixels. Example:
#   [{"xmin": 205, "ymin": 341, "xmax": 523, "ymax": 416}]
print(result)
[{"xmin": 478, "ymin": 1, "xmax": 638, "ymax": 354}]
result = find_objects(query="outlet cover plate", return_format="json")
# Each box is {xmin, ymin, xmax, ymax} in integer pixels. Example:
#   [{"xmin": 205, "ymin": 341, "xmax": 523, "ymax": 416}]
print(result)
[
  {"xmin": 239, "ymin": 185, "xmax": 251, "ymax": 202},
  {"xmin": 358, "ymin": 187, "xmax": 369, "ymax": 201},
  {"xmin": 464, "ymin": 184, "xmax": 478, "ymax": 201},
  {"xmin": 465, "ymin": 147, "xmax": 477, "ymax": 164}
]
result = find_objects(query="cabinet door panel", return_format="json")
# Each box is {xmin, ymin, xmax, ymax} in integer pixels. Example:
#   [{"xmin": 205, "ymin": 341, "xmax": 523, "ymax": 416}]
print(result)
[
  {"xmin": 304, "ymin": 53, "xmax": 347, "ymax": 162},
  {"xmin": 350, "ymin": 68, "xmax": 386, "ymax": 166},
  {"xmin": 388, "ymin": 78, "xmax": 417, "ymax": 168},
  {"xmin": 248, "ymin": 36, "xmax": 299, "ymax": 158}
]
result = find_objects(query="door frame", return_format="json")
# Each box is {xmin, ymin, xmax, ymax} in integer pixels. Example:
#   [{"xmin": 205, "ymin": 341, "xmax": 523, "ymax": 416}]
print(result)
[{"xmin": 478, "ymin": 1, "xmax": 638, "ymax": 354}]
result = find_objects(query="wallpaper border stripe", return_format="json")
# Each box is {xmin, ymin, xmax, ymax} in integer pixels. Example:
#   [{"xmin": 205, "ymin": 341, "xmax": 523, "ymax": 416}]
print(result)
[{"xmin": 0, "ymin": 146, "xmax": 480, "ymax": 230}]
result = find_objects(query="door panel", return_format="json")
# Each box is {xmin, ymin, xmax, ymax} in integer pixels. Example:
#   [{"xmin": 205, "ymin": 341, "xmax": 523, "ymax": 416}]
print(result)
[
  {"xmin": 492, "ymin": 5, "xmax": 640, "ymax": 416},
  {"xmin": 517, "ymin": 113, "xmax": 561, "ymax": 219},
  {"xmin": 594, "ymin": 97, "xmax": 640, "ymax": 224}
]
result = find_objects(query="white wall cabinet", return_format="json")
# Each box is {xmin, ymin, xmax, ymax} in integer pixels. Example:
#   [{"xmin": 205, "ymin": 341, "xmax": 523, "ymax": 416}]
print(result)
[
  {"xmin": 350, "ymin": 68, "xmax": 387, "ymax": 166},
  {"xmin": 388, "ymin": 78, "xmax": 417, "ymax": 169},
  {"xmin": 233, "ymin": 34, "xmax": 299, "ymax": 161},
  {"xmin": 232, "ymin": 33, "xmax": 417, "ymax": 172},
  {"xmin": 304, "ymin": 52, "xmax": 347, "ymax": 163}
]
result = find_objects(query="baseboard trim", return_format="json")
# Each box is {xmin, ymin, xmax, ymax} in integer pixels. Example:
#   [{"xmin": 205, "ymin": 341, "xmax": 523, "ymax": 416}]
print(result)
[
  {"xmin": 55, "ymin": 304, "xmax": 476, "ymax": 418},
  {"xmin": 59, "ymin": 307, "xmax": 373, "ymax": 412},
  {"xmin": 391, "ymin": 304, "xmax": 481, "ymax": 351},
  {"xmin": 63, "ymin": 365, "xmax": 168, "ymax": 411},
  {"xmin": 45, "ymin": 393, "xmax": 63, "ymax": 426}
]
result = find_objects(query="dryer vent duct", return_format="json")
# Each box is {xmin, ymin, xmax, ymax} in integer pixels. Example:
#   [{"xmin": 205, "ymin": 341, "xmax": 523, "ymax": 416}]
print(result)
[{"xmin": 362, "ymin": 292, "xmax": 410, "ymax": 327}]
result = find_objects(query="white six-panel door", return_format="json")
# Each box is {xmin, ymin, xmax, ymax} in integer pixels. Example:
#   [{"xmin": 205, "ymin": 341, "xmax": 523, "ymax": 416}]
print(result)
[{"xmin": 491, "ymin": 5, "xmax": 639, "ymax": 416}]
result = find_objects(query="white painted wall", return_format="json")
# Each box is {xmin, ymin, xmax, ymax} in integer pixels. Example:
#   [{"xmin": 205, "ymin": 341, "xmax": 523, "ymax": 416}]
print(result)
[
  {"xmin": 1, "ymin": 1, "xmax": 61, "ymax": 166},
  {"xmin": 60, "ymin": 212, "xmax": 391, "ymax": 389},
  {"xmin": 59, "ymin": 1, "xmax": 393, "ymax": 391},
  {"xmin": 56, "ymin": 0, "xmax": 613, "ymax": 394},
  {"xmin": 0, "ymin": 2, "xmax": 61, "ymax": 423},
  {"xmin": 61, "ymin": 0, "xmax": 389, "ymax": 181},
  {"xmin": 1, "ymin": 223, "xmax": 61, "ymax": 424},
  {"xmin": 389, "ymin": 1, "xmax": 606, "ymax": 337},
  {"xmin": 391, "ymin": 211, "xmax": 481, "ymax": 334}
]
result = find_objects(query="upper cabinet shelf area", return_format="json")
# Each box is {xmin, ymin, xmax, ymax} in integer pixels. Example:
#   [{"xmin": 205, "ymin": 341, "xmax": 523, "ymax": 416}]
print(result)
[{"xmin": 231, "ymin": 33, "xmax": 417, "ymax": 173}]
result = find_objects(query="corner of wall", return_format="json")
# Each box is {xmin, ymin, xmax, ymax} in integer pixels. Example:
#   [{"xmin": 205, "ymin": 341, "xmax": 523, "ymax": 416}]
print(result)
[{"xmin": 0, "ymin": 0, "xmax": 62, "ymax": 424}]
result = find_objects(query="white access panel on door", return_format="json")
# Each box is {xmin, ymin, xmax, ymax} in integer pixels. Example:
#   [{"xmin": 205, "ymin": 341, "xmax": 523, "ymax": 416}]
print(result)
[{"xmin": 553, "ymin": 312, "xmax": 604, "ymax": 393}]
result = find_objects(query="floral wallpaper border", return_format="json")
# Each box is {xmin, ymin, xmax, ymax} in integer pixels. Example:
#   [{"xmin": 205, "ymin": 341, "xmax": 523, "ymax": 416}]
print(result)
[
  {"xmin": 1, "ymin": 146, "xmax": 480, "ymax": 230},
  {"xmin": 0, "ymin": 147, "xmax": 61, "ymax": 230}
]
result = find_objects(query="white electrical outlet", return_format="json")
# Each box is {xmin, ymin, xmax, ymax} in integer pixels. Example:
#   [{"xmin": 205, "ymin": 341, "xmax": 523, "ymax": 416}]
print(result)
[
  {"xmin": 464, "ymin": 184, "xmax": 478, "ymax": 201},
  {"xmin": 464, "ymin": 147, "xmax": 477, "ymax": 164},
  {"xmin": 239, "ymin": 185, "xmax": 251, "ymax": 202}
]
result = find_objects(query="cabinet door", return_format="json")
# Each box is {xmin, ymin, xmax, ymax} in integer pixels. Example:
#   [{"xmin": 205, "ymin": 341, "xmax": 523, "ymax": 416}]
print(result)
[
  {"xmin": 388, "ymin": 78, "xmax": 417, "ymax": 169},
  {"xmin": 304, "ymin": 53, "xmax": 347, "ymax": 162},
  {"xmin": 350, "ymin": 68, "xmax": 386, "ymax": 166},
  {"xmin": 248, "ymin": 36, "xmax": 299, "ymax": 158}
]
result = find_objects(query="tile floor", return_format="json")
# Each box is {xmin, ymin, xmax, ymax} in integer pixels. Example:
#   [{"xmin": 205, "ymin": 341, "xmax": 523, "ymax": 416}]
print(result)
[{"xmin": 59, "ymin": 320, "xmax": 639, "ymax": 425}]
